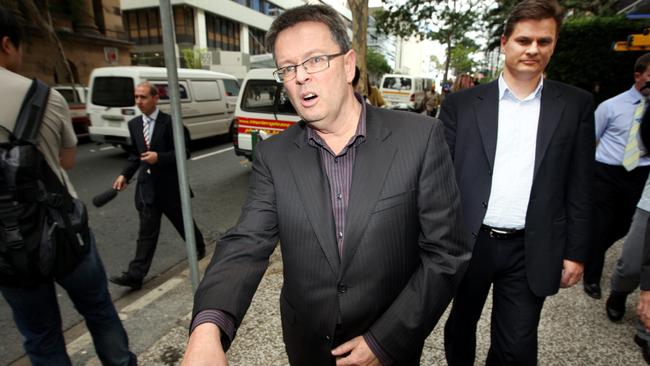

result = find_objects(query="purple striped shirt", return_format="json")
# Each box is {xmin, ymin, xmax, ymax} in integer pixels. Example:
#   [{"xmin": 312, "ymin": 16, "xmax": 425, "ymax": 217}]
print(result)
[{"xmin": 306, "ymin": 97, "xmax": 366, "ymax": 257}]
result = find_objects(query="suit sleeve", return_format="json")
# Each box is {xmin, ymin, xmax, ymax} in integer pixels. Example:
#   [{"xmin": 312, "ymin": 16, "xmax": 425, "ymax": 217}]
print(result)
[
  {"xmin": 564, "ymin": 94, "xmax": 595, "ymax": 263},
  {"xmin": 438, "ymin": 94, "xmax": 457, "ymax": 158},
  {"xmin": 121, "ymin": 120, "xmax": 141, "ymax": 181},
  {"xmin": 367, "ymin": 120, "xmax": 472, "ymax": 362},
  {"xmin": 156, "ymin": 114, "xmax": 190, "ymax": 167},
  {"xmin": 191, "ymin": 142, "xmax": 279, "ymax": 350}
]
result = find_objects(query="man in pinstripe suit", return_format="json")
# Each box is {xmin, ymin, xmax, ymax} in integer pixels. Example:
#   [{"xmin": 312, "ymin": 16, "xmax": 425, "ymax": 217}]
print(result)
[{"xmin": 182, "ymin": 4, "xmax": 471, "ymax": 366}]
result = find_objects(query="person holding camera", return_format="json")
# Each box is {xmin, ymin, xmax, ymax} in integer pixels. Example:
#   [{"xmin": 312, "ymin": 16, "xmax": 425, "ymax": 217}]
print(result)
[
  {"xmin": 584, "ymin": 53, "xmax": 650, "ymax": 301},
  {"xmin": 0, "ymin": 6, "xmax": 136, "ymax": 365}
]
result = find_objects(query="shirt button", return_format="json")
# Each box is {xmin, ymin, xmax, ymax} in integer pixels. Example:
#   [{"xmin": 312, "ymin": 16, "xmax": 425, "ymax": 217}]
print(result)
[
  {"xmin": 338, "ymin": 232, "xmax": 343, "ymax": 238},
  {"xmin": 337, "ymin": 284, "xmax": 348, "ymax": 293},
  {"xmin": 336, "ymin": 193, "xmax": 342, "ymax": 200},
  {"xmin": 482, "ymin": 201, "xmax": 488, "ymax": 208},
  {"xmin": 325, "ymin": 335, "xmax": 331, "ymax": 341}
]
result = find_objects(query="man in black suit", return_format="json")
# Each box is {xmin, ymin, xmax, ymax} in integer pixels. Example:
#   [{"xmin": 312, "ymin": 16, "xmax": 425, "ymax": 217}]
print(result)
[
  {"xmin": 181, "ymin": 4, "xmax": 471, "ymax": 366},
  {"xmin": 109, "ymin": 82, "xmax": 205, "ymax": 290},
  {"xmin": 440, "ymin": 1, "xmax": 594, "ymax": 365}
]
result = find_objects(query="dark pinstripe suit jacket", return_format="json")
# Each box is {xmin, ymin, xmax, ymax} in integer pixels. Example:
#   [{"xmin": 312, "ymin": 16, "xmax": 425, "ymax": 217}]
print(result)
[{"xmin": 193, "ymin": 106, "xmax": 471, "ymax": 365}]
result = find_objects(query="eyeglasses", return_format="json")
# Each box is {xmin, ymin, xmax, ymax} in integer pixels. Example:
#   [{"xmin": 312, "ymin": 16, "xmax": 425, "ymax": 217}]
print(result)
[{"xmin": 273, "ymin": 52, "xmax": 346, "ymax": 82}]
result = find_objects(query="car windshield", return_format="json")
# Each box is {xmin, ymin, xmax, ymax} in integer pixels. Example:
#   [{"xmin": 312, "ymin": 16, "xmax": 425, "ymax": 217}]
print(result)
[
  {"xmin": 92, "ymin": 77, "xmax": 135, "ymax": 107},
  {"xmin": 56, "ymin": 88, "xmax": 82, "ymax": 104},
  {"xmin": 223, "ymin": 79, "xmax": 240, "ymax": 97}
]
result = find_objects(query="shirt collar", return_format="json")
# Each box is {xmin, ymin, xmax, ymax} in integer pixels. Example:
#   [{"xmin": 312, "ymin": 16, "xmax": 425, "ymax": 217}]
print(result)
[
  {"xmin": 498, "ymin": 73, "xmax": 544, "ymax": 102},
  {"xmin": 307, "ymin": 92, "xmax": 366, "ymax": 147},
  {"xmin": 143, "ymin": 108, "xmax": 160, "ymax": 122},
  {"xmin": 627, "ymin": 85, "xmax": 645, "ymax": 105}
]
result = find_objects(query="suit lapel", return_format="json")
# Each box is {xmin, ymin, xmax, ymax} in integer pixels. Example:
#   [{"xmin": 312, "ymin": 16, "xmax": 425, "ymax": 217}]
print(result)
[
  {"xmin": 473, "ymin": 82, "xmax": 499, "ymax": 171},
  {"xmin": 149, "ymin": 113, "xmax": 166, "ymax": 149},
  {"xmin": 132, "ymin": 116, "xmax": 146, "ymax": 153},
  {"xmin": 534, "ymin": 81, "xmax": 565, "ymax": 179},
  {"xmin": 287, "ymin": 125, "xmax": 340, "ymax": 276},
  {"xmin": 341, "ymin": 109, "xmax": 396, "ymax": 276}
]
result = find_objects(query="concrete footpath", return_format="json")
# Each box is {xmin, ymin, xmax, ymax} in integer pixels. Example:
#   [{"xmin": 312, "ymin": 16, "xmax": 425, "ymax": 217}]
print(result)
[{"xmin": 10, "ymin": 239, "xmax": 648, "ymax": 365}]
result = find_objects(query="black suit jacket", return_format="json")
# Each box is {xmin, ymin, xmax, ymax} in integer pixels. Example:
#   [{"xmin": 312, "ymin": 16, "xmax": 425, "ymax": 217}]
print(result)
[
  {"xmin": 193, "ymin": 106, "xmax": 471, "ymax": 365},
  {"xmin": 121, "ymin": 111, "xmax": 187, "ymax": 206},
  {"xmin": 440, "ymin": 79, "xmax": 595, "ymax": 297}
]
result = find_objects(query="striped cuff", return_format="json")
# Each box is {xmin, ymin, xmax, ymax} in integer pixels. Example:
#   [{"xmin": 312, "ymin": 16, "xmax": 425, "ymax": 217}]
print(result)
[
  {"xmin": 363, "ymin": 332, "xmax": 393, "ymax": 365},
  {"xmin": 190, "ymin": 309, "xmax": 236, "ymax": 349}
]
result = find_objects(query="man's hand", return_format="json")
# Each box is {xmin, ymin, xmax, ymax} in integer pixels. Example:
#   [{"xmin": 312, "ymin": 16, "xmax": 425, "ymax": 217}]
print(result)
[
  {"xmin": 638, "ymin": 291, "xmax": 650, "ymax": 330},
  {"xmin": 141, "ymin": 151, "xmax": 159, "ymax": 164},
  {"xmin": 331, "ymin": 336, "xmax": 381, "ymax": 366},
  {"xmin": 113, "ymin": 175, "xmax": 128, "ymax": 191},
  {"xmin": 560, "ymin": 259, "xmax": 583, "ymax": 288},
  {"xmin": 181, "ymin": 323, "xmax": 228, "ymax": 366}
]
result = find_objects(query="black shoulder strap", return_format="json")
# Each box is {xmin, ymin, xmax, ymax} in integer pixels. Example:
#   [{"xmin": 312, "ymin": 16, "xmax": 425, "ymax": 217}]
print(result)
[{"xmin": 14, "ymin": 79, "xmax": 50, "ymax": 143}]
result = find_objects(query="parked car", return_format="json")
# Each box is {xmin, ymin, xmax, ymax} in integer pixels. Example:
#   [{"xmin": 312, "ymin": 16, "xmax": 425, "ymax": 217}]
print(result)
[
  {"xmin": 231, "ymin": 68, "xmax": 300, "ymax": 160},
  {"xmin": 52, "ymin": 84, "xmax": 90, "ymax": 138},
  {"xmin": 86, "ymin": 66, "xmax": 240, "ymax": 150}
]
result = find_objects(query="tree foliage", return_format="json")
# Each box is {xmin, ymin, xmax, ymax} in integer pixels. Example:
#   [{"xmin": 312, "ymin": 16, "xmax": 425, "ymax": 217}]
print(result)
[
  {"xmin": 366, "ymin": 47, "xmax": 392, "ymax": 77},
  {"xmin": 545, "ymin": 15, "xmax": 650, "ymax": 104},
  {"xmin": 376, "ymin": 0, "xmax": 484, "ymax": 83}
]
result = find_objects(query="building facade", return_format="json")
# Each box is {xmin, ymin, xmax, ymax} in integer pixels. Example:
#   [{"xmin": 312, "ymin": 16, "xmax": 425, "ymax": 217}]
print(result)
[
  {"xmin": 121, "ymin": 0, "xmax": 304, "ymax": 79},
  {"xmin": 12, "ymin": 0, "xmax": 132, "ymax": 86}
]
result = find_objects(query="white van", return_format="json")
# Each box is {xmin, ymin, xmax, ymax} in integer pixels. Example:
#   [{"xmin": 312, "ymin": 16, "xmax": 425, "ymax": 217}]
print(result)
[
  {"xmin": 380, "ymin": 74, "xmax": 430, "ymax": 112},
  {"xmin": 87, "ymin": 66, "xmax": 240, "ymax": 148},
  {"xmin": 231, "ymin": 68, "xmax": 300, "ymax": 160}
]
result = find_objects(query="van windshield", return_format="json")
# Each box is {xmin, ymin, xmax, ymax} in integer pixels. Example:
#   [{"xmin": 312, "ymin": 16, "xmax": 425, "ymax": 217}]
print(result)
[
  {"xmin": 382, "ymin": 77, "xmax": 412, "ymax": 91},
  {"xmin": 92, "ymin": 77, "xmax": 135, "ymax": 107},
  {"xmin": 242, "ymin": 80, "xmax": 296, "ymax": 115}
]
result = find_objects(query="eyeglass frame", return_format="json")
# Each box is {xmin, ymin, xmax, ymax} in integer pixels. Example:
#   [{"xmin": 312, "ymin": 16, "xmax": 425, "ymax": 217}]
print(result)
[{"xmin": 272, "ymin": 52, "xmax": 347, "ymax": 83}]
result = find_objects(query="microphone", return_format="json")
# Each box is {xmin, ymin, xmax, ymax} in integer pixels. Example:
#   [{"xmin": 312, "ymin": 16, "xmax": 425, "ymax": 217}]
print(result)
[{"xmin": 92, "ymin": 188, "xmax": 118, "ymax": 208}]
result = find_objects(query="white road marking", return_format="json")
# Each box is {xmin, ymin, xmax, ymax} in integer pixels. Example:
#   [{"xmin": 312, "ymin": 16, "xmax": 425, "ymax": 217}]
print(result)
[{"xmin": 191, "ymin": 146, "xmax": 233, "ymax": 161}]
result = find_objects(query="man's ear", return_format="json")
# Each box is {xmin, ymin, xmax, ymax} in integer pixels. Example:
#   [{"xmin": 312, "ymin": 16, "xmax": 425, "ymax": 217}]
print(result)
[
  {"xmin": 0, "ymin": 36, "xmax": 10, "ymax": 54},
  {"xmin": 344, "ymin": 49, "xmax": 357, "ymax": 83}
]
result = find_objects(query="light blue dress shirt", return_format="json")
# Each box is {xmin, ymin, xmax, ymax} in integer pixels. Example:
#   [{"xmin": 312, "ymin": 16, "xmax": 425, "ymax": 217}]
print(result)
[{"xmin": 595, "ymin": 85, "xmax": 650, "ymax": 166}]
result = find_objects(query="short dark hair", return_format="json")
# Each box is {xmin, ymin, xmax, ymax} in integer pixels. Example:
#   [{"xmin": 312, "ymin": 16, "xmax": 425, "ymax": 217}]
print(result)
[
  {"xmin": 0, "ymin": 5, "xmax": 21, "ymax": 48},
  {"xmin": 635, "ymin": 53, "xmax": 650, "ymax": 74},
  {"xmin": 265, "ymin": 4, "xmax": 350, "ymax": 58},
  {"xmin": 503, "ymin": 0, "xmax": 565, "ymax": 38}
]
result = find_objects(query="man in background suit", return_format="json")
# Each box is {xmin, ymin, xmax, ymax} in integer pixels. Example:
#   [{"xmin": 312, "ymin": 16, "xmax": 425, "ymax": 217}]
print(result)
[
  {"xmin": 109, "ymin": 82, "xmax": 205, "ymax": 290},
  {"xmin": 584, "ymin": 53, "xmax": 650, "ymax": 300},
  {"xmin": 182, "ymin": 4, "xmax": 470, "ymax": 365},
  {"xmin": 440, "ymin": 1, "xmax": 594, "ymax": 364}
]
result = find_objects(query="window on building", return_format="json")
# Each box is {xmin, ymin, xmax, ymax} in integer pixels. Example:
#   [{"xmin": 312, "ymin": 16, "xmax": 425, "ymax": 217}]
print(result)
[
  {"xmin": 249, "ymin": 27, "xmax": 267, "ymax": 55},
  {"xmin": 230, "ymin": 0, "xmax": 283, "ymax": 16},
  {"xmin": 205, "ymin": 12, "xmax": 241, "ymax": 51},
  {"xmin": 123, "ymin": 6, "xmax": 194, "ymax": 45},
  {"xmin": 174, "ymin": 6, "xmax": 195, "ymax": 44}
]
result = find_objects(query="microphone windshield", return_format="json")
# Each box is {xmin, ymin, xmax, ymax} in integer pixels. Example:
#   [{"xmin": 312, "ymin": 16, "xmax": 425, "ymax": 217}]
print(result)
[{"xmin": 92, "ymin": 189, "xmax": 118, "ymax": 208}]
